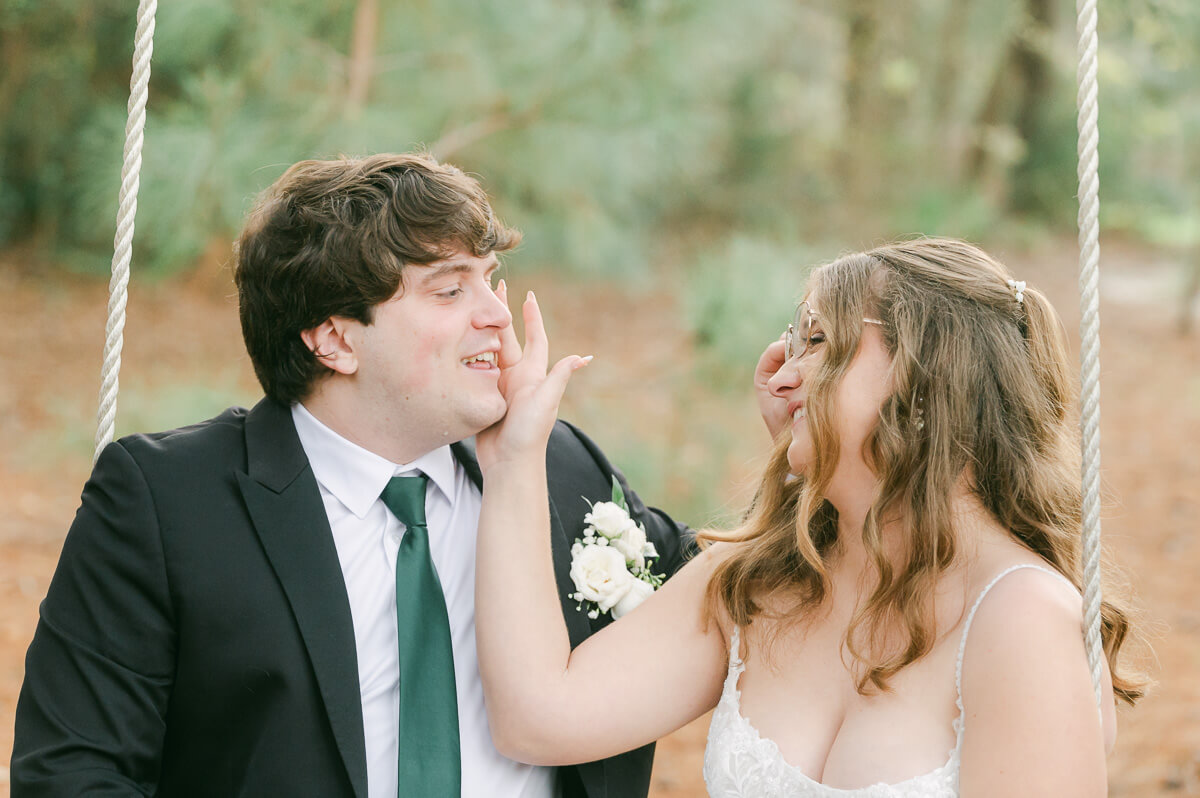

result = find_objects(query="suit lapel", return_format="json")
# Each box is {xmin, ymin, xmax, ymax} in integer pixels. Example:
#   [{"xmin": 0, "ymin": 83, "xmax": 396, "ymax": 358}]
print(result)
[
  {"xmin": 236, "ymin": 399, "xmax": 367, "ymax": 798},
  {"xmin": 451, "ymin": 439, "xmax": 593, "ymax": 646}
]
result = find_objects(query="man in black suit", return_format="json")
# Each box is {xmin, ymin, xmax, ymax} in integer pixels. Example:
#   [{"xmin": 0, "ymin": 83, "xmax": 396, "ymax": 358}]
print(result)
[{"xmin": 12, "ymin": 153, "xmax": 691, "ymax": 797}]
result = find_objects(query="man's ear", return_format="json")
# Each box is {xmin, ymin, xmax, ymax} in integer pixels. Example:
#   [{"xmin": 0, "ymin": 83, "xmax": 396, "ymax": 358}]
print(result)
[{"xmin": 300, "ymin": 318, "xmax": 359, "ymax": 376}]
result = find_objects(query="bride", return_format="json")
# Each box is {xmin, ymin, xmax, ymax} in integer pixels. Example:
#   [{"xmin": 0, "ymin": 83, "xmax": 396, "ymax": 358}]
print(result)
[{"xmin": 474, "ymin": 238, "xmax": 1141, "ymax": 796}]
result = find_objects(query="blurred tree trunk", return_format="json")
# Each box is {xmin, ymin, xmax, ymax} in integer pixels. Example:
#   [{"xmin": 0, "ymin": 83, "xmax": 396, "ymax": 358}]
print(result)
[
  {"xmin": 966, "ymin": 0, "xmax": 1053, "ymax": 206},
  {"xmin": 840, "ymin": 0, "xmax": 880, "ymax": 210},
  {"xmin": 346, "ymin": 0, "xmax": 379, "ymax": 119},
  {"xmin": 1181, "ymin": 245, "xmax": 1200, "ymax": 334},
  {"xmin": 1012, "ymin": 0, "xmax": 1053, "ymax": 159},
  {"xmin": 929, "ymin": 0, "xmax": 971, "ymax": 179},
  {"xmin": 0, "ymin": 27, "xmax": 26, "ymax": 123}
]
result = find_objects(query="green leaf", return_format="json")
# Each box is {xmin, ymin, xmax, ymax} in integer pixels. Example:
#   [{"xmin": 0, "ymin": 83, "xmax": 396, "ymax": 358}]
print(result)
[{"xmin": 611, "ymin": 476, "xmax": 629, "ymax": 512}]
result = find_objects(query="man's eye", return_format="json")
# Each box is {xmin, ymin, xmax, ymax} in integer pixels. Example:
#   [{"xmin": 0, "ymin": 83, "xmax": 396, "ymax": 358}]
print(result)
[{"xmin": 438, "ymin": 288, "xmax": 463, "ymax": 299}]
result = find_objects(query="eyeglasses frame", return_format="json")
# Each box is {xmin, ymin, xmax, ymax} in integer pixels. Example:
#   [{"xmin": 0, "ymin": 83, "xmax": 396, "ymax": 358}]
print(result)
[{"xmin": 784, "ymin": 300, "xmax": 884, "ymax": 361}]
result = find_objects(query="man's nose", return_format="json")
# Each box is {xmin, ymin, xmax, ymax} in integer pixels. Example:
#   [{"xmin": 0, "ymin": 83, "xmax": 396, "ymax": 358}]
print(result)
[{"xmin": 476, "ymin": 284, "xmax": 513, "ymax": 328}]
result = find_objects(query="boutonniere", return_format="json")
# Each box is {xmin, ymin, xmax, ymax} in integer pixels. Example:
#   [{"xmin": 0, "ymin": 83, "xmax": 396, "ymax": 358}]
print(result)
[{"xmin": 569, "ymin": 478, "xmax": 664, "ymax": 620}]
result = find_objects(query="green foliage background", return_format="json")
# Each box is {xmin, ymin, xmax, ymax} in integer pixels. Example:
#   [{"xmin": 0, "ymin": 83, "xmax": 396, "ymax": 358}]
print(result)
[
  {"xmin": 2, "ymin": 0, "xmax": 1197, "ymax": 519},
  {"xmin": 6, "ymin": 0, "xmax": 1197, "ymax": 275}
]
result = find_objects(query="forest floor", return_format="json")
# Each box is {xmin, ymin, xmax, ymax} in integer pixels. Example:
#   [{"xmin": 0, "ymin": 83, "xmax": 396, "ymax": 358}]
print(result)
[{"xmin": 0, "ymin": 236, "xmax": 1197, "ymax": 796}]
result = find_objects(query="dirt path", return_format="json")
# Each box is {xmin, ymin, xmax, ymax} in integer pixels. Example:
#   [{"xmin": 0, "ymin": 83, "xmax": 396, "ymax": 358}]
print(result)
[{"xmin": 1, "ymin": 238, "xmax": 1196, "ymax": 795}]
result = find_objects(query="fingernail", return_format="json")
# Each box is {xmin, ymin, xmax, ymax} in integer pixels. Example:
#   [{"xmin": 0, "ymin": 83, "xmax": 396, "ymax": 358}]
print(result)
[
  {"xmin": 498, "ymin": 278, "xmax": 506, "ymax": 294},
  {"xmin": 580, "ymin": 355, "xmax": 594, "ymax": 363},
  {"xmin": 527, "ymin": 290, "xmax": 536, "ymax": 303}
]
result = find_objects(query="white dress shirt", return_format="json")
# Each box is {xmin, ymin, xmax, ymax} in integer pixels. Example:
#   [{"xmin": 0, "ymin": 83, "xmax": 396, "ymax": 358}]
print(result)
[{"xmin": 292, "ymin": 404, "xmax": 557, "ymax": 798}]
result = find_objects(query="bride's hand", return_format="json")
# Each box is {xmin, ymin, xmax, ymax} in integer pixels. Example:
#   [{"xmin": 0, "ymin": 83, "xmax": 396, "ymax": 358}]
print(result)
[
  {"xmin": 754, "ymin": 334, "xmax": 789, "ymax": 440},
  {"xmin": 476, "ymin": 285, "xmax": 590, "ymax": 472}
]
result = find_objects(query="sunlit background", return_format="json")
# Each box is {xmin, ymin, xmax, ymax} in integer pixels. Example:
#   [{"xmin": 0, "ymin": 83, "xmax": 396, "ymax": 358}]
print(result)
[{"xmin": 2, "ymin": 0, "xmax": 1197, "ymax": 794}]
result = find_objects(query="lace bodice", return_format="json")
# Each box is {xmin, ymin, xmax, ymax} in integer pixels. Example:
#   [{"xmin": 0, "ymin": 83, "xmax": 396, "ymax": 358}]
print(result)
[{"xmin": 702, "ymin": 564, "xmax": 1070, "ymax": 797}]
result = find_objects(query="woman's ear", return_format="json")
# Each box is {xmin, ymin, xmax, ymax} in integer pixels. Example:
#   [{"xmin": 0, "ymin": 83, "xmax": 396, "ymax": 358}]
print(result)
[{"xmin": 300, "ymin": 318, "xmax": 359, "ymax": 376}]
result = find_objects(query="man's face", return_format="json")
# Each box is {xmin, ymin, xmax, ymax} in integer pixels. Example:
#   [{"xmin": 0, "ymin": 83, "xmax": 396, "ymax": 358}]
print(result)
[{"xmin": 346, "ymin": 249, "xmax": 511, "ymax": 451}]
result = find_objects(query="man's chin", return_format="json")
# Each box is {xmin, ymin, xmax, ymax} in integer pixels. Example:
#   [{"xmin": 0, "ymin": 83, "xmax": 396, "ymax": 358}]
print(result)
[{"xmin": 460, "ymin": 400, "xmax": 508, "ymax": 439}]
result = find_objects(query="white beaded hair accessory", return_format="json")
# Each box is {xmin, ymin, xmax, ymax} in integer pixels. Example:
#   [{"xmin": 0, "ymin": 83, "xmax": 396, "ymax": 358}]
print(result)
[{"xmin": 1006, "ymin": 279, "xmax": 1026, "ymax": 304}]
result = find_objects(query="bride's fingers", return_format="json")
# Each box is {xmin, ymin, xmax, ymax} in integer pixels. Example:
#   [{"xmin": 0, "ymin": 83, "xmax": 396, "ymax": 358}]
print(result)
[
  {"xmin": 521, "ymin": 291, "xmax": 549, "ymax": 374},
  {"xmin": 529, "ymin": 355, "xmax": 591, "ymax": 417},
  {"xmin": 754, "ymin": 338, "xmax": 787, "ymax": 384},
  {"xmin": 496, "ymin": 279, "xmax": 523, "ymax": 371}
]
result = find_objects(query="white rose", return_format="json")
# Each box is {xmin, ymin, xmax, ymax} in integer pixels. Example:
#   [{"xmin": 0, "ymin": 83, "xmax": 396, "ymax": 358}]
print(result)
[
  {"xmin": 611, "ymin": 522, "xmax": 648, "ymax": 570},
  {"xmin": 569, "ymin": 543, "xmax": 634, "ymax": 612},
  {"xmin": 611, "ymin": 578, "xmax": 655, "ymax": 619},
  {"xmin": 584, "ymin": 502, "xmax": 637, "ymax": 540}
]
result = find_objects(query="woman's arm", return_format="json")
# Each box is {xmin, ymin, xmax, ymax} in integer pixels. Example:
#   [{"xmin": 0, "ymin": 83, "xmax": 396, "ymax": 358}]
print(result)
[
  {"xmin": 958, "ymin": 569, "xmax": 1117, "ymax": 797},
  {"xmin": 475, "ymin": 292, "xmax": 728, "ymax": 766}
]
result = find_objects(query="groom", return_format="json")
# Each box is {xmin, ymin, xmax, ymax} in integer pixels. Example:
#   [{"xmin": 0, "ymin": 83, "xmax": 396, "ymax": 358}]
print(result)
[{"xmin": 12, "ymin": 153, "xmax": 692, "ymax": 797}]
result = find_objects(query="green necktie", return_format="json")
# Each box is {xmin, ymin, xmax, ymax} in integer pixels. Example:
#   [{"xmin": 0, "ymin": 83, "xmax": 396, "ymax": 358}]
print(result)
[{"xmin": 380, "ymin": 474, "xmax": 461, "ymax": 797}]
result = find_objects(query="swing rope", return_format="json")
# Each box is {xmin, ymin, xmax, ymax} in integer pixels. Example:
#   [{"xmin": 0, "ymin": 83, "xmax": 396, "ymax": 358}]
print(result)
[
  {"xmin": 94, "ymin": 0, "xmax": 157, "ymax": 464},
  {"xmin": 94, "ymin": 0, "xmax": 1107, "ymax": 704},
  {"xmin": 1073, "ymin": 0, "xmax": 1106, "ymax": 707}
]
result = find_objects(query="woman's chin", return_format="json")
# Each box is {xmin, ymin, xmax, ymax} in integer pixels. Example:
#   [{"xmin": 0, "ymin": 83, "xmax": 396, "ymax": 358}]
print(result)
[{"xmin": 785, "ymin": 445, "xmax": 810, "ymax": 476}]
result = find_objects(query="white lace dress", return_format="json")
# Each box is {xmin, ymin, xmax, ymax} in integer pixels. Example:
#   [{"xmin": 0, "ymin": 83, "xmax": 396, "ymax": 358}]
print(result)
[{"xmin": 703, "ymin": 564, "xmax": 1070, "ymax": 797}]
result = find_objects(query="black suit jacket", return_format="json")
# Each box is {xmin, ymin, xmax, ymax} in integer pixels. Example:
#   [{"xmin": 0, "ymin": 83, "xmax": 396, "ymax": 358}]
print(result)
[{"xmin": 12, "ymin": 398, "xmax": 693, "ymax": 798}]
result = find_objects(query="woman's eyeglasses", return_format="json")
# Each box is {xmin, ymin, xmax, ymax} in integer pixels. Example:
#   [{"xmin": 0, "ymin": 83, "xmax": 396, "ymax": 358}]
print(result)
[{"xmin": 784, "ymin": 301, "xmax": 883, "ymax": 361}]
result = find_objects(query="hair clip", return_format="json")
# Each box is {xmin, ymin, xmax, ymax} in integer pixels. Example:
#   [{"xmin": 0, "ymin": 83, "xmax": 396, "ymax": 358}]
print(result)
[{"xmin": 1006, "ymin": 279, "xmax": 1026, "ymax": 305}]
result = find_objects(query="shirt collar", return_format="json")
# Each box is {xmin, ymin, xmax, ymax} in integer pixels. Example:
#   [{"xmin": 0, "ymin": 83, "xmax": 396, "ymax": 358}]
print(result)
[{"xmin": 291, "ymin": 402, "xmax": 458, "ymax": 519}]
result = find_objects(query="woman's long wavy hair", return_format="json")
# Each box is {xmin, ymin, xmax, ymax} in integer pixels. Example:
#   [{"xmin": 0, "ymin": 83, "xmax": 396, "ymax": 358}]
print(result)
[{"xmin": 702, "ymin": 238, "xmax": 1142, "ymax": 704}]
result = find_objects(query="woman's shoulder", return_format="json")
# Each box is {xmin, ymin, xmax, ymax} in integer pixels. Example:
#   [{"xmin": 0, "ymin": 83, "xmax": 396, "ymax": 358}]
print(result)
[
  {"xmin": 957, "ymin": 555, "xmax": 1118, "ymax": 759},
  {"xmin": 970, "ymin": 555, "xmax": 1079, "ymax": 613},
  {"xmin": 961, "ymin": 554, "xmax": 1082, "ymax": 656},
  {"xmin": 690, "ymin": 541, "xmax": 740, "ymax": 635},
  {"xmin": 689, "ymin": 540, "xmax": 789, "ymax": 655},
  {"xmin": 957, "ymin": 553, "xmax": 1100, "ymax": 709}
]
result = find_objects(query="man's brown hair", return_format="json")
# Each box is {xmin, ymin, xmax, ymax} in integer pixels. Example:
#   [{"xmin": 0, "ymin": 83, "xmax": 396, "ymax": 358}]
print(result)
[{"xmin": 234, "ymin": 152, "xmax": 521, "ymax": 404}]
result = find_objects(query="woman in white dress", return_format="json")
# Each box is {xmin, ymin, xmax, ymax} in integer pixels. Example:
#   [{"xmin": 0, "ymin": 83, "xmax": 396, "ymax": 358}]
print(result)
[{"xmin": 474, "ymin": 238, "xmax": 1142, "ymax": 796}]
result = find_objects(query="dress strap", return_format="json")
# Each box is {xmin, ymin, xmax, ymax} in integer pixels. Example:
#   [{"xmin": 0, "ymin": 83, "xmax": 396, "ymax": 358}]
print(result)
[
  {"xmin": 728, "ymin": 626, "xmax": 744, "ymax": 670},
  {"xmin": 953, "ymin": 563, "xmax": 1075, "ymax": 716}
]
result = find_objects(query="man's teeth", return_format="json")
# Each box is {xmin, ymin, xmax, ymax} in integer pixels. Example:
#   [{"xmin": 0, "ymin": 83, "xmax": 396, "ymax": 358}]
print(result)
[
  {"xmin": 793, "ymin": 407, "xmax": 806, "ymax": 422},
  {"xmin": 462, "ymin": 352, "xmax": 497, "ymax": 365}
]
